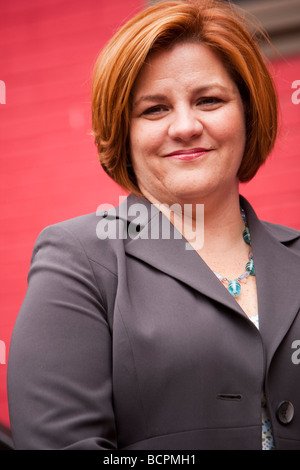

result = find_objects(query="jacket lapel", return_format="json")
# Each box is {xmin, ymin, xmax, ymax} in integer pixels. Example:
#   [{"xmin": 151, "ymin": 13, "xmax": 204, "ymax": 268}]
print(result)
[
  {"xmin": 242, "ymin": 196, "xmax": 300, "ymax": 367},
  {"xmin": 121, "ymin": 194, "xmax": 247, "ymax": 317},
  {"xmin": 114, "ymin": 194, "xmax": 300, "ymax": 364}
]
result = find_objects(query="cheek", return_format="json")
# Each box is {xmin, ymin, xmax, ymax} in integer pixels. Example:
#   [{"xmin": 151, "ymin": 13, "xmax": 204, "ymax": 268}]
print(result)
[
  {"xmin": 129, "ymin": 123, "xmax": 141, "ymax": 158},
  {"xmin": 129, "ymin": 130, "xmax": 159, "ymax": 183},
  {"xmin": 213, "ymin": 106, "xmax": 246, "ymax": 154},
  {"xmin": 129, "ymin": 122, "xmax": 164, "ymax": 164},
  {"xmin": 220, "ymin": 103, "xmax": 244, "ymax": 134}
]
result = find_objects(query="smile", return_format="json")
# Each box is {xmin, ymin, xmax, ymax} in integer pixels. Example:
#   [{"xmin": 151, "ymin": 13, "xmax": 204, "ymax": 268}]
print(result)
[{"xmin": 164, "ymin": 148, "xmax": 213, "ymax": 161}]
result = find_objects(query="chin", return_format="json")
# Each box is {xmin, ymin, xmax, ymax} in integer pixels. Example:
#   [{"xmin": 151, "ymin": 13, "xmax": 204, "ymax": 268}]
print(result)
[
  {"xmin": 165, "ymin": 188, "xmax": 208, "ymax": 204},
  {"xmin": 168, "ymin": 180, "xmax": 216, "ymax": 200}
]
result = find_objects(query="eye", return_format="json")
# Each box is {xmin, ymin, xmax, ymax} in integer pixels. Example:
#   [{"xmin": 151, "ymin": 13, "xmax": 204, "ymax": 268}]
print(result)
[
  {"xmin": 197, "ymin": 97, "xmax": 223, "ymax": 107},
  {"xmin": 142, "ymin": 105, "xmax": 168, "ymax": 116}
]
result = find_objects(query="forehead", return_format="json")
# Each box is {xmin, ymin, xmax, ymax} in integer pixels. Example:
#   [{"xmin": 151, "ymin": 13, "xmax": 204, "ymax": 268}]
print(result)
[{"xmin": 132, "ymin": 42, "xmax": 236, "ymax": 96}]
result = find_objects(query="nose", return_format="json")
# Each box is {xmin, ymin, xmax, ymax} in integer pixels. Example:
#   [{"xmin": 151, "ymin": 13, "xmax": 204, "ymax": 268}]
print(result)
[{"xmin": 168, "ymin": 108, "xmax": 203, "ymax": 142}]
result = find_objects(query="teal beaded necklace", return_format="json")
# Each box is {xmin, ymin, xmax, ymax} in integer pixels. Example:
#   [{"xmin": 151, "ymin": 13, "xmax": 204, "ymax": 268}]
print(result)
[{"xmin": 213, "ymin": 207, "xmax": 255, "ymax": 298}]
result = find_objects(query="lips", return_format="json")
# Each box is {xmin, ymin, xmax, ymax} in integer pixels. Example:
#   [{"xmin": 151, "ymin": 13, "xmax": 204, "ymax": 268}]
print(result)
[{"xmin": 164, "ymin": 148, "xmax": 213, "ymax": 161}]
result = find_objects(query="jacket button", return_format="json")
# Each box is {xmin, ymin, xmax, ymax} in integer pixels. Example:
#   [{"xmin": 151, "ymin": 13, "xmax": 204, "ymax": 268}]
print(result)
[{"xmin": 276, "ymin": 401, "xmax": 294, "ymax": 424}]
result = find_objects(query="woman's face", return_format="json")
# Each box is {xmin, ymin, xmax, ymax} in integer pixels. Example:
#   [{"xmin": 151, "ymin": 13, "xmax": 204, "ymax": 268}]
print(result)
[{"xmin": 129, "ymin": 42, "xmax": 246, "ymax": 205}]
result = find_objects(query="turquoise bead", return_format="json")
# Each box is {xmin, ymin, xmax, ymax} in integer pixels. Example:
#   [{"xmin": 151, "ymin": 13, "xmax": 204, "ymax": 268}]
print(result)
[
  {"xmin": 246, "ymin": 259, "xmax": 255, "ymax": 275},
  {"xmin": 228, "ymin": 280, "xmax": 242, "ymax": 297},
  {"xmin": 243, "ymin": 228, "xmax": 251, "ymax": 244}
]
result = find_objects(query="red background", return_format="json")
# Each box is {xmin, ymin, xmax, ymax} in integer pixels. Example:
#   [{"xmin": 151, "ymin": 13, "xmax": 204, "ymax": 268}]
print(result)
[{"xmin": 0, "ymin": 0, "xmax": 299, "ymax": 429}]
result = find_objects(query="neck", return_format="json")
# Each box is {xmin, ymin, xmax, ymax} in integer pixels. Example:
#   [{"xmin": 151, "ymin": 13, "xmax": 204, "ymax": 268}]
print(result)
[
  {"xmin": 140, "ymin": 184, "xmax": 244, "ymax": 253},
  {"xmin": 200, "ymin": 190, "xmax": 245, "ymax": 254}
]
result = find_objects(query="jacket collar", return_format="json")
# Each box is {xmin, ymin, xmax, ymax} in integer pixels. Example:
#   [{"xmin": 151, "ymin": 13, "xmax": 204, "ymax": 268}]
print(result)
[
  {"xmin": 113, "ymin": 193, "xmax": 300, "ymax": 366},
  {"xmin": 121, "ymin": 193, "xmax": 242, "ymax": 315},
  {"xmin": 241, "ymin": 196, "xmax": 300, "ymax": 366}
]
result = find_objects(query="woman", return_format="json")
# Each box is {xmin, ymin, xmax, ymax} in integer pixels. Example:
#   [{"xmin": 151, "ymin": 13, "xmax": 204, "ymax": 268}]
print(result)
[{"xmin": 7, "ymin": 0, "xmax": 300, "ymax": 450}]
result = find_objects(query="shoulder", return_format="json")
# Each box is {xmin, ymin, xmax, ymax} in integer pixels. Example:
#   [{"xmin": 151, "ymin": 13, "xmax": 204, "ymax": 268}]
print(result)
[
  {"xmin": 33, "ymin": 212, "xmax": 124, "ymax": 277},
  {"xmin": 35, "ymin": 212, "xmax": 99, "ymax": 251},
  {"xmin": 262, "ymin": 220, "xmax": 300, "ymax": 251},
  {"xmin": 47, "ymin": 212, "xmax": 100, "ymax": 242},
  {"xmin": 262, "ymin": 220, "xmax": 300, "ymax": 242},
  {"xmin": 240, "ymin": 195, "xmax": 300, "ymax": 252}
]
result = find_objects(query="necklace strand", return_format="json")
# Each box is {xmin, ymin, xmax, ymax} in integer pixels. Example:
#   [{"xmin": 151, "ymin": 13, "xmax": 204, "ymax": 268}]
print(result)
[{"xmin": 213, "ymin": 207, "xmax": 255, "ymax": 298}]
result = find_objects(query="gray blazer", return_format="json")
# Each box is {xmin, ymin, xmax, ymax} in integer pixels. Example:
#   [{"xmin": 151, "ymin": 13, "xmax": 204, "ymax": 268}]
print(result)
[{"xmin": 7, "ymin": 194, "xmax": 300, "ymax": 450}]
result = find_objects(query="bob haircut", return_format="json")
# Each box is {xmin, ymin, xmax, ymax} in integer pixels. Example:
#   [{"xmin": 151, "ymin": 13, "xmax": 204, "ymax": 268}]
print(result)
[{"xmin": 92, "ymin": 0, "xmax": 278, "ymax": 196}]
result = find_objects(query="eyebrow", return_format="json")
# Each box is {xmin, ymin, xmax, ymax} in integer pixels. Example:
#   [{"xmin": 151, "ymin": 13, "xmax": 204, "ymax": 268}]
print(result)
[
  {"xmin": 132, "ymin": 83, "xmax": 231, "ymax": 107},
  {"xmin": 132, "ymin": 94, "xmax": 167, "ymax": 108}
]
